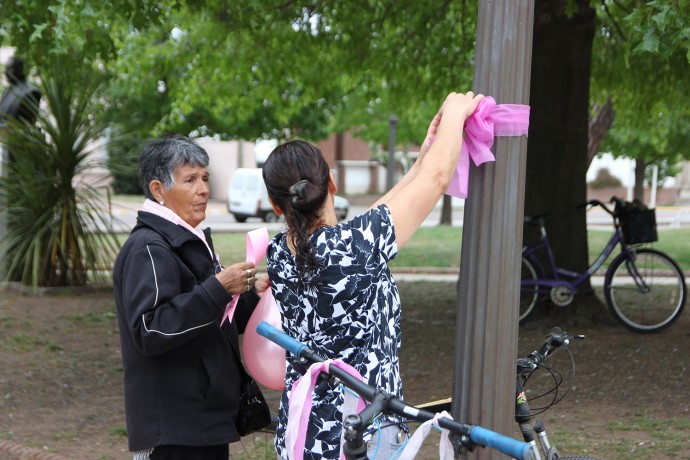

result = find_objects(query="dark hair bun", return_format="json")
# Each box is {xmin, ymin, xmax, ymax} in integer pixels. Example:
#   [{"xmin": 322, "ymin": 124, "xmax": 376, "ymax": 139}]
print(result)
[{"xmin": 289, "ymin": 179, "xmax": 324, "ymax": 211}]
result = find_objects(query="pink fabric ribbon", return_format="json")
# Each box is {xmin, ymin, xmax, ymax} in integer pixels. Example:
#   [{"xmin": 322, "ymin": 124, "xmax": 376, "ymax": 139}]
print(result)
[
  {"xmin": 398, "ymin": 411, "xmax": 455, "ymax": 460},
  {"xmin": 285, "ymin": 359, "xmax": 366, "ymax": 460},
  {"xmin": 446, "ymin": 96, "xmax": 530, "ymax": 198},
  {"xmin": 221, "ymin": 227, "xmax": 269, "ymax": 325}
]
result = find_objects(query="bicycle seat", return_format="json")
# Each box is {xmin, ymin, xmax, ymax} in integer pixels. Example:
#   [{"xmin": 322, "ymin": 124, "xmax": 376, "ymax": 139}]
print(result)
[{"xmin": 524, "ymin": 214, "xmax": 552, "ymax": 226}]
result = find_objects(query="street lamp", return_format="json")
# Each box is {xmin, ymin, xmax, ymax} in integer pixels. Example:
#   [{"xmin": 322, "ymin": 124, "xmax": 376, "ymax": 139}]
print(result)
[{"xmin": 387, "ymin": 115, "xmax": 398, "ymax": 190}]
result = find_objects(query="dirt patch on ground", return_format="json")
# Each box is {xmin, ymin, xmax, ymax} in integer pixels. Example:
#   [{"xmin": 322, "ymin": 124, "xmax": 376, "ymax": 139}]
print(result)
[
  {"xmin": 0, "ymin": 281, "xmax": 689, "ymax": 459},
  {"xmin": 398, "ymin": 282, "xmax": 690, "ymax": 459}
]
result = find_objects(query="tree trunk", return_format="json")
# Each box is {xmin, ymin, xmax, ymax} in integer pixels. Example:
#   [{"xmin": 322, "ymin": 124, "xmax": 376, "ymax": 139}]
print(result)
[
  {"xmin": 524, "ymin": 0, "xmax": 601, "ymax": 321},
  {"xmin": 439, "ymin": 194, "xmax": 452, "ymax": 225},
  {"xmin": 587, "ymin": 96, "xmax": 616, "ymax": 169},
  {"xmin": 634, "ymin": 158, "xmax": 646, "ymax": 201}
]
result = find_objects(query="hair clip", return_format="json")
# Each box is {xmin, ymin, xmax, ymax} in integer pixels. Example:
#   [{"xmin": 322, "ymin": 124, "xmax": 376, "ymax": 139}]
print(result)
[{"xmin": 289, "ymin": 179, "xmax": 309, "ymax": 203}]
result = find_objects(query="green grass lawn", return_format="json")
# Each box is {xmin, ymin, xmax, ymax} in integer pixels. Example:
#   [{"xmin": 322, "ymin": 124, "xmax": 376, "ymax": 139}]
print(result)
[
  {"xmin": 202, "ymin": 226, "xmax": 466, "ymax": 270},
  {"xmin": 198, "ymin": 225, "xmax": 690, "ymax": 272}
]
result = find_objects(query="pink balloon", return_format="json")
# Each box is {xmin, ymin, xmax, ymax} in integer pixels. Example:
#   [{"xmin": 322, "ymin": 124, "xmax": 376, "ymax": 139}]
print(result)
[{"xmin": 243, "ymin": 288, "xmax": 286, "ymax": 390}]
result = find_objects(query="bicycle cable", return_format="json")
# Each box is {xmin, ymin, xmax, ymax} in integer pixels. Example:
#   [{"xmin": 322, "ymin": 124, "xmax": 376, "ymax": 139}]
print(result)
[{"xmin": 522, "ymin": 343, "xmax": 577, "ymax": 415}]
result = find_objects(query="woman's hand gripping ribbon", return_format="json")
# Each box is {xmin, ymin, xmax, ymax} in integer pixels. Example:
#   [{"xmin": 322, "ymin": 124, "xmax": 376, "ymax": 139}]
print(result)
[
  {"xmin": 446, "ymin": 96, "xmax": 530, "ymax": 199},
  {"xmin": 221, "ymin": 228, "xmax": 269, "ymax": 325}
]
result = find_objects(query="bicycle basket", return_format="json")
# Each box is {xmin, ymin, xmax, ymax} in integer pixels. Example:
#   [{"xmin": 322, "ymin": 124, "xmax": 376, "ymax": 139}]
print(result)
[{"xmin": 616, "ymin": 199, "xmax": 658, "ymax": 244}]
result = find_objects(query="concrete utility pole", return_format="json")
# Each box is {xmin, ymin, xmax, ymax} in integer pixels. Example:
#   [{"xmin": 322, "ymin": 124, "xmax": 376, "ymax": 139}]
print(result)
[{"xmin": 453, "ymin": 2, "xmax": 534, "ymax": 459}]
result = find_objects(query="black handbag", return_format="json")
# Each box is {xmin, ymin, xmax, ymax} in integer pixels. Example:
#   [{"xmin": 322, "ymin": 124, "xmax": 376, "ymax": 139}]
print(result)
[
  {"xmin": 228, "ymin": 337, "xmax": 272, "ymax": 436},
  {"xmin": 236, "ymin": 366, "xmax": 272, "ymax": 436}
]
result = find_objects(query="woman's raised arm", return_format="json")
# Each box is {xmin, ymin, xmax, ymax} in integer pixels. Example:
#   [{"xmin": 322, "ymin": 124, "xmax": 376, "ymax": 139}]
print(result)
[{"xmin": 373, "ymin": 91, "xmax": 483, "ymax": 249}]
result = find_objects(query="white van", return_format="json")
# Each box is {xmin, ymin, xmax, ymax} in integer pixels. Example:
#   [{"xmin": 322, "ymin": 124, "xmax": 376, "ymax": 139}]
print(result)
[
  {"xmin": 227, "ymin": 168, "xmax": 349, "ymax": 223},
  {"xmin": 227, "ymin": 168, "xmax": 277, "ymax": 222}
]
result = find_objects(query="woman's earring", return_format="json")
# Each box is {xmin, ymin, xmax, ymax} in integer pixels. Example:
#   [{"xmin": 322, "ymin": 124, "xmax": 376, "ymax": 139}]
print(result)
[{"xmin": 159, "ymin": 201, "xmax": 164, "ymax": 206}]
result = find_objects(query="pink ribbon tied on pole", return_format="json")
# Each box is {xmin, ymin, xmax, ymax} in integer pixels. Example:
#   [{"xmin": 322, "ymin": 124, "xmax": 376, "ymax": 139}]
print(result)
[
  {"xmin": 446, "ymin": 96, "xmax": 531, "ymax": 199},
  {"xmin": 221, "ymin": 227, "xmax": 269, "ymax": 325}
]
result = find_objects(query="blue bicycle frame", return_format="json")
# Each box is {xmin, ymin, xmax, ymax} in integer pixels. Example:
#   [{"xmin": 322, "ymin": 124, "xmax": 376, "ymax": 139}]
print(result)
[{"xmin": 256, "ymin": 321, "xmax": 534, "ymax": 460}]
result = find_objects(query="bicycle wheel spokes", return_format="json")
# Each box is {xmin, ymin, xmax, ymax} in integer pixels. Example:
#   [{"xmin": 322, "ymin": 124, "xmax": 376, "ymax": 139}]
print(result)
[
  {"xmin": 520, "ymin": 256, "xmax": 540, "ymax": 324},
  {"xmin": 605, "ymin": 248, "xmax": 687, "ymax": 333},
  {"xmin": 623, "ymin": 258, "xmax": 652, "ymax": 292}
]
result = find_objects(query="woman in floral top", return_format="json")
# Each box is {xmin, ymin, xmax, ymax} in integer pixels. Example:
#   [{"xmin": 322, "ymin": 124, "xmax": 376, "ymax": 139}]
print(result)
[{"xmin": 262, "ymin": 91, "xmax": 483, "ymax": 459}]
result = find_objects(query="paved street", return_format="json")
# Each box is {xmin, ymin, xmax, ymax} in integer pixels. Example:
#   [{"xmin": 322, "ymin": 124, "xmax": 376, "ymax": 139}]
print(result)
[
  {"xmin": 107, "ymin": 195, "xmax": 690, "ymax": 234},
  {"xmin": 107, "ymin": 195, "xmax": 467, "ymax": 233}
]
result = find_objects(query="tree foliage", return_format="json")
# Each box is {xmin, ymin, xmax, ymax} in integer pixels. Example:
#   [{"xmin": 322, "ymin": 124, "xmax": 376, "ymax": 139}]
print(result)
[
  {"xmin": 1, "ymin": 1, "xmax": 687, "ymax": 148},
  {"xmin": 591, "ymin": 0, "xmax": 690, "ymax": 196},
  {"xmin": 0, "ymin": 0, "xmax": 163, "ymax": 81},
  {"xmin": 1, "ymin": 1, "xmax": 479, "ymax": 145},
  {"xmin": 623, "ymin": 0, "xmax": 690, "ymax": 61},
  {"xmin": 98, "ymin": 1, "xmax": 479, "ymax": 146}
]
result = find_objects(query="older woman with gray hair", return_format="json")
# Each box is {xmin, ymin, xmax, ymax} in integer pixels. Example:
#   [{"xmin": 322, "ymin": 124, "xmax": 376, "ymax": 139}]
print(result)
[{"xmin": 113, "ymin": 134, "xmax": 268, "ymax": 460}]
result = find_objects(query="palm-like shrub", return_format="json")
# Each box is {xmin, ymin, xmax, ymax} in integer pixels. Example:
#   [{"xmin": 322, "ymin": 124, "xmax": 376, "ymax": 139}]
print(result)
[{"xmin": 0, "ymin": 73, "xmax": 121, "ymax": 288}]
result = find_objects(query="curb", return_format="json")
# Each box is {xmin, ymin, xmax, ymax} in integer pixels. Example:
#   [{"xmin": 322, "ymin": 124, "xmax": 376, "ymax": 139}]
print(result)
[
  {"xmin": 0, "ymin": 272, "xmax": 461, "ymax": 294},
  {"xmin": 0, "ymin": 281, "xmax": 113, "ymax": 296},
  {"xmin": 391, "ymin": 267, "xmax": 460, "ymax": 282},
  {"xmin": 0, "ymin": 441, "xmax": 68, "ymax": 460}
]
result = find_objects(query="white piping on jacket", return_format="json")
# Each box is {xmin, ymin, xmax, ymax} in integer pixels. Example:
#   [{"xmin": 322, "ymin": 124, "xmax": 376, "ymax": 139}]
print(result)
[{"xmin": 141, "ymin": 244, "xmax": 214, "ymax": 336}]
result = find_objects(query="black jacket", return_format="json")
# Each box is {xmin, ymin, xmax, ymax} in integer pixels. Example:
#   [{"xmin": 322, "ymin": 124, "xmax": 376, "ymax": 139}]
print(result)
[{"xmin": 113, "ymin": 212, "xmax": 259, "ymax": 451}]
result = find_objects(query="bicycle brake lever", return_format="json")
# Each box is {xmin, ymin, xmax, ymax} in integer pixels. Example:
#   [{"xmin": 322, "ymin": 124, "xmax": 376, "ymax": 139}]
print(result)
[
  {"xmin": 448, "ymin": 431, "xmax": 477, "ymax": 455},
  {"xmin": 559, "ymin": 333, "xmax": 585, "ymax": 348},
  {"xmin": 549, "ymin": 328, "xmax": 577, "ymax": 349},
  {"xmin": 517, "ymin": 355, "xmax": 539, "ymax": 373},
  {"xmin": 291, "ymin": 359, "xmax": 308, "ymax": 376}
]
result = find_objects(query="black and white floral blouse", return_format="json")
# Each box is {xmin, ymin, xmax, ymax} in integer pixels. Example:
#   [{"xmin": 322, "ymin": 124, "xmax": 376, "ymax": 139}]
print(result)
[{"xmin": 267, "ymin": 204, "xmax": 406, "ymax": 459}]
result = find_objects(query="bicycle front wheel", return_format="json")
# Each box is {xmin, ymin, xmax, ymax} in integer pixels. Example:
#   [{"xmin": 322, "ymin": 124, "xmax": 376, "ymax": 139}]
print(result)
[
  {"xmin": 604, "ymin": 248, "xmax": 686, "ymax": 333},
  {"xmin": 520, "ymin": 256, "xmax": 540, "ymax": 324}
]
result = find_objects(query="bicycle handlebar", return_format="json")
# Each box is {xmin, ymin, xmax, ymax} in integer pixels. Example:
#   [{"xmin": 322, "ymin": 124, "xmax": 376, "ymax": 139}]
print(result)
[
  {"xmin": 256, "ymin": 321, "xmax": 534, "ymax": 460},
  {"xmin": 582, "ymin": 198, "xmax": 615, "ymax": 216},
  {"xmin": 517, "ymin": 327, "xmax": 585, "ymax": 374},
  {"xmin": 582, "ymin": 196, "xmax": 631, "ymax": 220}
]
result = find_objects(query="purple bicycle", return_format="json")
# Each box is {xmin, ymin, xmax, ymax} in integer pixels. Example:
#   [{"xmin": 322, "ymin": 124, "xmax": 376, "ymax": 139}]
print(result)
[{"xmin": 520, "ymin": 197, "xmax": 686, "ymax": 332}]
